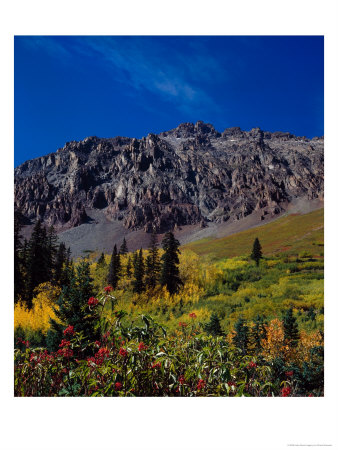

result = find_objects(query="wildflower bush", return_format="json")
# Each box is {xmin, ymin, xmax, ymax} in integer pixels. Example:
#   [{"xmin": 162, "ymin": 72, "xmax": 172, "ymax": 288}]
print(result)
[{"xmin": 14, "ymin": 288, "xmax": 323, "ymax": 397}]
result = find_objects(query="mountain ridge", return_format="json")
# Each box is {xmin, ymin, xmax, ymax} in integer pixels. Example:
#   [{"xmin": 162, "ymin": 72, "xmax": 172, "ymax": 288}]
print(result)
[{"xmin": 14, "ymin": 121, "xmax": 324, "ymax": 250}]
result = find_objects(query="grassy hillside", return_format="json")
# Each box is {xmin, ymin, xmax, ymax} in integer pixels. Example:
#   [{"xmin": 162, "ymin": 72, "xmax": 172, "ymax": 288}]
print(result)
[{"xmin": 183, "ymin": 208, "xmax": 324, "ymax": 260}]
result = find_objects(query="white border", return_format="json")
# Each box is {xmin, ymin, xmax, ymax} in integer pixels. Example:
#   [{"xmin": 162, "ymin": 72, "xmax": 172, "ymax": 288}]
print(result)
[{"xmin": 1, "ymin": 1, "xmax": 338, "ymax": 449}]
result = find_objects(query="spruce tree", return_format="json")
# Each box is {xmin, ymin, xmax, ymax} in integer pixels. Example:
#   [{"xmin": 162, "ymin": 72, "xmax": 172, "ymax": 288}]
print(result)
[
  {"xmin": 252, "ymin": 314, "xmax": 267, "ymax": 352},
  {"xmin": 25, "ymin": 220, "xmax": 51, "ymax": 307},
  {"xmin": 251, "ymin": 237, "xmax": 263, "ymax": 266},
  {"xmin": 119, "ymin": 237, "xmax": 128, "ymax": 255},
  {"xmin": 283, "ymin": 308, "xmax": 300, "ymax": 347},
  {"xmin": 46, "ymin": 261, "xmax": 99, "ymax": 352},
  {"xmin": 14, "ymin": 210, "xmax": 24, "ymax": 302},
  {"xmin": 160, "ymin": 232, "xmax": 183, "ymax": 295},
  {"xmin": 108, "ymin": 244, "xmax": 121, "ymax": 289},
  {"xmin": 145, "ymin": 229, "xmax": 161, "ymax": 289},
  {"xmin": 97, "ymin": 252, "xmax": 106, "ymax": 267},
  {"xmin": 132, "ymin": 248, "xmax": 145, "ymax": 293},
  {"xmin": 54, "ymin": 242, "xmax": 67, "ymax": 285},
  {"xmin": 233, "ymin": 317, "xmax": 249, "ymax": 353},
  {"xmin": 126, "ymin": 256, "xmax": 132, "ymax": 278},
  {"xmin": 204, "ymin": 312, "xmax": 223, "ymax": 336}
]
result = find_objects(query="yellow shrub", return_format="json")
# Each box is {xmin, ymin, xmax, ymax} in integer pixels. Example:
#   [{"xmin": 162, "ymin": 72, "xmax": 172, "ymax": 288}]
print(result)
[{"xmin": 14, "ymin": 282, "xmax": 61, "ymax": 334}]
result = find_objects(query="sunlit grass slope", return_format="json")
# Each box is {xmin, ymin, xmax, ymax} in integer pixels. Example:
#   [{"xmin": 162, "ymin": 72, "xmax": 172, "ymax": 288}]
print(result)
[{"xmin": 183, "ymin": 208, "xmax": 323, "ymax": 260}]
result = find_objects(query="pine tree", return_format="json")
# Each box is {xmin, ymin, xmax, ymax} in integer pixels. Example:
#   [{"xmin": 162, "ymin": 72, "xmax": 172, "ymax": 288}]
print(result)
[
  {"xmin": 132, "ymin": 248, "xmax": 145, "ymax": 293},
  {"xmin": 14, "ymin": 210, "xmax": 24, "ymax": 302},
  {"xmin": 46, "ymin": 261, "xmax": 99, "ymax": 352},
  {"xmin": 126, "ymin": 256, "xmax": 132, "ymax": 278},
  {"xmin": 252, "ymin": 314, "xmax": 267, "ymax": 352},
  {"xmin": 251, "ymin": 237, "xmax": 263, "ymax": 266},
  {"xmin": 204, "ymin": 312, "xmax": 223, "ymax": 336},
  {"xmin": 119, "ymin": 237, "xmax": 128, "ymax": 255},
  {"xmin": 97, "ymin": 252, "xmax": 106, "ymax": 267},
  {"xmin": 160, "ymin": 232, "xmax": 183, "ymax": 294},
  {"xmin": 145, "ymin": 229, "xmax": 161, "ymax": 289},
  {"xmin": 25, "ymin": 220, "xmax": 51, "ymax": 307},
  {"xmin": 283, "ymin": 308, "xmax": 300, "ymax": 347},
  {"xmin": 54, "ymin": 242, "xmax": 67, "ymax": 285},
  {"xmin": 108, "ymin": 244, "xmax": 121, "ymax": 289},
  {"xmin": 233, "ymin": 317, "xmax": 249, "ymax": 353}
]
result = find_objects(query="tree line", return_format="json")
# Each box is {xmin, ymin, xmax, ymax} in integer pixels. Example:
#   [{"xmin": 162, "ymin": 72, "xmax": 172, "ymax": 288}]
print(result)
[
  {"xmin": 14, "ymin": 211, "xmax": 72, "ymax": 308},
  {"xmin": 100, "ymin": 230, "xmax": 183, "ymax": 295}
]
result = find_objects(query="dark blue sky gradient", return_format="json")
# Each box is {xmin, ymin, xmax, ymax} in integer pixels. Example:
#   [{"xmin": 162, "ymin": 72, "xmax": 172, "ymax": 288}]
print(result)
[{"xmin": 14, "ymin": 36, "xmax": 323, "ymax": 167}]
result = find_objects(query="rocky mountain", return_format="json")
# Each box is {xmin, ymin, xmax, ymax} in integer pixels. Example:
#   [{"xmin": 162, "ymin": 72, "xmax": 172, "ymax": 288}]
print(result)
[{"xmin": 15, "ymin": 121, "xmax": 324, "ymax": 241}]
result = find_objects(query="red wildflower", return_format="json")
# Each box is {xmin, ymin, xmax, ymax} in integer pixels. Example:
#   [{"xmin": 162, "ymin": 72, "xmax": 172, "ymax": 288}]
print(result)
[
  {"xmin": 189, "ymin": 312, "xmax": 197, "ymax": 319},
  {"xmin": 119, "ymin": 348, "xmax": 128, "ymax": 357},
  {"xmin": 115, "ymin": 382, "xmax": 122, "ymax": 391},
  {"xmin": 87, "ymin": 357, "xmax": 96, "ymax": 367},
  {"xmin": 179, "ymin": 322, "xmax": 187, "ymax": 328},
  {"xmin": 88, "ymin": 297, "xmax": 99, "ymax": 306},
  {"xmin": 59, "ymin": 339, "xmax": 71, "ymax": 348},
  {"xmin": 57, "ymin": 348, "xmax": 73, "ymax": 358},
  {"xmin": 178, "ymin": 375, "xmax": 185, "ymax": 385},
  {"xmin": 95, "ymin": 341, "xmax": 101, "ymax": 347},
  {"xmin": 285, "ymin": 371, "xmax": 294, "ymax": 377},
  {"xmin": 197, "ymin": 379, "xmax": 206, "ymax": 390},
  {"xmin": 104, "ymin": 285, "xmax": 113, "ymax": 293},
  {"xmin": 63, "ymin": 325, "xmax": 74, "ymax": 337},
  {"xmin": 97, "ymin": 347, "xmax": 109, "ymax": 357},
  {"xmin": 247, "ymin": 361, "xmax": 257, "ymax": 369},
  {"xmin": 281, "ymin": 386, "xmax": 292, "ymax": 397},
  {"xmin": 308, "ymin": 393, "xmax": 314, "ymax": 397},
  {"xmin": 152, "ymin": 362, "xmax": 161, "ymax": 369},
  {"xmin": 228, "ymin": 381, "xmax": 236, "ymax": 387},
  {"xmin": 138, "ymin": 342, "xmax": 147, "ymax": 351}
]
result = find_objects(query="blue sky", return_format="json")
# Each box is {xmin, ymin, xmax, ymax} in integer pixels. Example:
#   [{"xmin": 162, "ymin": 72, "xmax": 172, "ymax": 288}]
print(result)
[{"xmin": 14, "ymin": 36, "xmax": 323, "ymax": 167}]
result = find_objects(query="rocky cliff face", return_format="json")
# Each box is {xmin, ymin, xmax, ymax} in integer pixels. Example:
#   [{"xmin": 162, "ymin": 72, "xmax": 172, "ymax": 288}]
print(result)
[{"xmin": 14, "ymin": 121, "xmax": 324, "ymax": 233}]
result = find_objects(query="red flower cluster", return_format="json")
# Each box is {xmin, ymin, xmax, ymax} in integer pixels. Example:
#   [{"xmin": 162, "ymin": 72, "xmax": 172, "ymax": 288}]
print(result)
[
  {"xmin": 228, "ymin": 381, "xmax": 236, "ymax": 387},
  {"xmin": 57, "ymin": 348, "xmax": 73, "ymax": 358},
  {"xmin": 179, "ymin": 322, "xmax": 187, "ymax": 328},
  {"xmin": 189, "ymin": 312, "xmax": 197, "ymax": 319},
  {"xmin": 97, "ymin": 347, "xmax": 110, "ymax": 357},
  {"xmin": 119, "ymin": 348, "xmax": 128, "ymax": 357},
  {"xmin": 63, "ymin": 325, "xmax": 74, "ymax": 337},
  {"xmin": 308, "ymin": 393, "xmax": 314, "ymax": 397},
  {"xmin": 138, "ymin": 342, "xmax": 148, "ymax": 351},
  {"xmin": 59, "ymin": 340, "xmax": 71, "ymax": 348},
  {"xmin": 285, "ymin": 371, "xmax": 294, "ymax": 377},
  {"xmin": 152, "ymin": 362, "xmax": 161, "ymax": 369},
  {"xmin": 197, "ymin": 379, "xmax": 206, "ymax": 390},
  {"xmin": 88, "ymin": 297, "xmax": 99, "ymax": 306},
  {"xmin": 104, "ymin": 286, "xmax": 113, "ymax": 293},
  {"xmin": 17, "ymin": 337, "xmax": 30, "ymax": 347},
  {"xmin": 281, "ymin": 386, "xmax": 292, "ymax": 397},
  {"xmin": 95, "ymin": 341, "xmax": 101, "ymax": 347},
  {"xmin": 179, "ymin": 375, "xmax": 185, "ymax": 385},
  {"xmin": 115, "ymin": 382, "xmax": 122, "ymax": 391},
  {"xmin": 247, "ymin": 361, "xmax": 257, "ymax": 369}
]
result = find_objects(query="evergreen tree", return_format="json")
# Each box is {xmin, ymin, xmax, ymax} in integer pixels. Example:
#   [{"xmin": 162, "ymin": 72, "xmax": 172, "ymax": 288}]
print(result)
[
  {"xmin": 25, "ymin": 220, "xmax": 50, "ymax": 307},
  {"xmin": 251, "ymin": 237, "xmax": 263, "ymax": 266},
  {"xmin": 46, "ymin": 262, "xmax": 99, "ymax": 352},
  {"xmin": 145, "ymin": 229, "xmax": 161, "ymax": 289},
  {"xmin": 160, "ymin": 232, "xmax": 183, "ymax": 295},
  {"xmin": 132, "ymin": 251, "xmax": 138, "ymax": 269},
  {"xmin": 119, "ymin": 237, "xmax": 128, "ymax": 255},
  {"xmin": 132, "ymin": 248, "xmax": 145, "ymax": 293},
  {"xmin": 54, "ymin": 242, "xmax": 67, "ymax": 285},
  {"xmin": 46, "ymin": 226, "xmax": 58, "ymax": 279},
  {"xmin": 252, "ymin": 314, "xmax": 267, "ymax": 352},
  {"xmin": 126, "ymin": 256, "xmax": 132, "ymax": 278},
  {"xmin": 204, "ymin": 312, "xmax": 223, "ymax": 336},
  {"xmin": 14, "ymin": 210, "xmax": 24, "ymax": 302},
  {"xmin": 97, "ymin": 252, "xmax": 106, "ymax": 267},
  {"xmin": 283, "ymin": 307, "xmax": 300, "ymax": 347},
  {"xmin": 233, "ymin": 317, "xmax": 249, "ymax": 353},
  {"xmin": 108, "ymin": 244, "xmax": 121, "ymax": 289}
]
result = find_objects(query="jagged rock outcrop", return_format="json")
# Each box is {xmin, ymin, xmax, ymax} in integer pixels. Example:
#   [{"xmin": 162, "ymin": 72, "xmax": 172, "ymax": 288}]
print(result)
[{"xmin": 14, "ymin": 121, "xmax": 324, "ymax": 232}]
